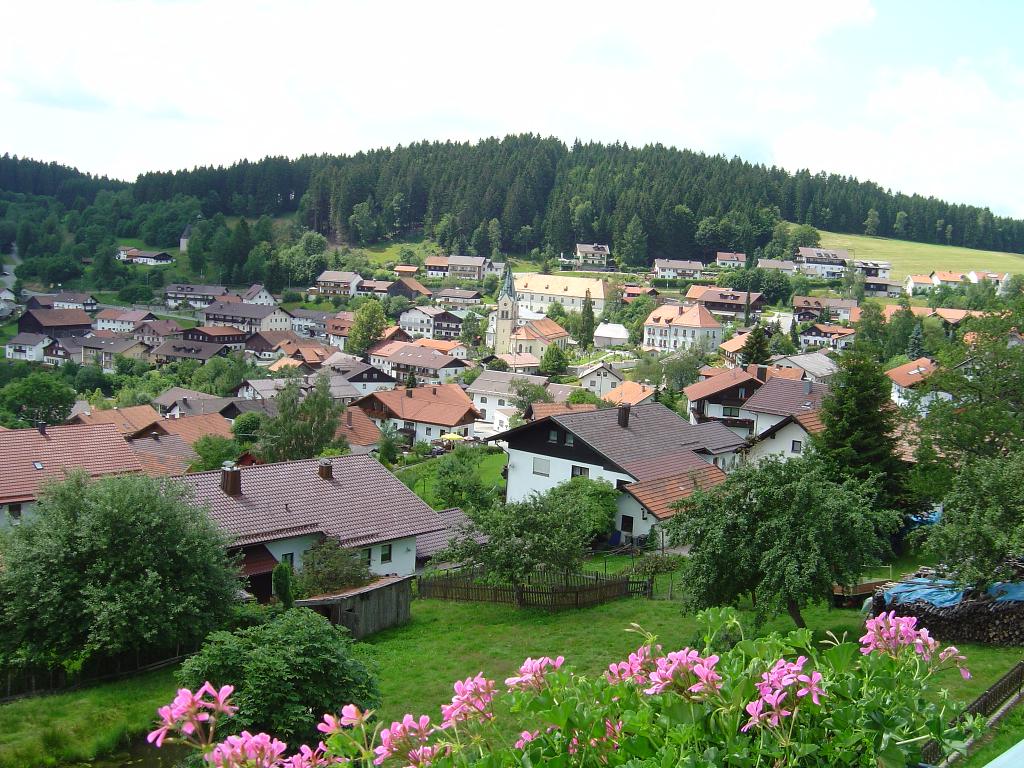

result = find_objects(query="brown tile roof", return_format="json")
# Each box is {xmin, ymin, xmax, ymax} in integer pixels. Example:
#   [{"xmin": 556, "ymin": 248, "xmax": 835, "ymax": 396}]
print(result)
[
  {"xmin": 0, "ymin": 424, "xmax": 143, "ymax": 504},
  {"xmin": 885, "ymin": 357, "xmax": 938, "ymax": 388},
  {"xmin": 526, "ymin": 402, "xmax": 598, "ymax": 421},
  {"xmin": 151, "ymin": 387, "xmax": 221, "ymax": 408},
  {"xmin": 127, "ymin": 433, "xmax": 195, "ymax": 477},
  {"xmin": 809, "ymin": 323, "xmax": 856, "ymax": 337},
  {"xmin": 95, "ymin": 308, "xmax": 123, "ymax": 320},
  {"xmin": 793, "ymin": 411, "xmax": 824, "ymax": 434},
  {"xmin": 176, "ymin": 454, "xmax": 441, "ymax": 548},
  {"xmin": 497, "ymin": 352, "xmax": 540, "ymax": 367},
  {"xmin": 683, "ymin": 367, "xmax": 760, "ymax": 401},
  {"xmin": 335, "ymin": 407, "xmax": 382, "ymax": 447},
  {"xmin": 741, "ymin": 377, "xmax": 829, "ymax": 417},
  {"xmin": 906, "ymin": 274, "xmax": 932, "ymax": 285},
  {"xmin": 394, "ymin": 265, "xmax": 419, "ymax": 274},
  {"xmin": 370, "ymin": 340, "xmax": 412, "ymax": 358},
  {"xmin": 356, "ymin": 385, "xmax": 478, "ymax": 427},
  {"xmin": 135, "ymin": 319, "xmax": 183, "ymax": 336},
  {"xmin": 24, "ymin": 308, "xmax": 92, "ymax": 327},
  {"xmin": 602, "ymin": 381, "xmax": 656, "ymax": 406},
  {"xmin": 718, "ymin": 333, "xmax": 749, "ymax": 354},
  {"xmin": 414, "ymin": 508, "xmax": 475, "ymax": 560},
  {"xmin": 194, "ymin": 325, "xmax": 245, "ymax": 337},
  {"xmin": 412, "ymin": 338, "xmax": 464, "ymax": 353},
  {"xmin": 880, "ymin": 304, "xmax": 934, "ymax": 322},
  {"xmin": 70, "ymin": 404, "xmax": 162, "ymax": 435},
  {"xmin": 932, "ymin": 271, "xmax": 966, "ymax": 282},
  {"xmin": 744, "ymin": 365, "xmax": 805, "ymax": 381},
  {"xmin": 394, "ymin": 277, "xmax": 432, "ymax": 296},
  {"xmin": 792, "ymin": 296, "xmax": 858, "ymax": 311},
  {"xmin": 425, "ymin": 255, "xmax": 449, "ymax": 268},
  {"xmin": 624, "ymin": 462, "xmax": 727, "ymax": 520},
  {"xmin": 512, "ymin": 317, "xmax": 569, "ymax": 342},
  {"xmin": 645, "ymin": 303, "xmax": 721, "ymax": 329},
  {"xmin": 690, "ymin": 287, "xmax": 763, "ymax": 306},
  {"xmin": 156, "ymin": 413, "xmax": 234, "ymax": 446}
]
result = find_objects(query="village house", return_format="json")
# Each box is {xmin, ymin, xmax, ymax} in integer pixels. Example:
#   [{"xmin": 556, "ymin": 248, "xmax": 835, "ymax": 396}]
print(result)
[
  {"xmin": 75, "ymin": 336, "xmax": 150, "ymax": 372},
  {"xmin": 0, "ymin": 423, "xmax": 143, "ymax": 526},
  {"xmin": 322, "ymin": 355, "xmax": 397, "ymax": 394},
  {"xmin": 466, "ymin": 369, "xmax": 547, "ymax": 425},
  {"xmin": 151, "ymin": 387, "xmax": 223, "ymax": 416},
  {"xmin": 394, "ymin": 264, "xmax": 419, "ymax": 278},
  {"xmin": 494, "ymin": 403, "xmax": 743, "ymax": 545},
  {"xmin": 313, "ymin": 270, "xmax": 362, "ymax": 297},
  {"xmin": 290, "ymin": 309, "xmax": 332, "ymax": 339},
  {"xmin": 491, "ymin": 353, "xmax": 541, "ymax": 374},
  {"xmin": 791, "ymin": 296, "xmax": 858, "ymax": 323},
  {"xmin": 904, "ymin": 275, "xmax": 934, "ymax": 294},
  {"xmin": 744, "ymin": 411, "xmax": 824, "ymax": 464},
  {"xmin": 603, "ymin": 381, "xmax": 656, "ymax": 407},
  {"xmin": 795, "ymin": 247, "xmax": 849, "ymax": 279},
  {"xmin": 621, "ymin": 285, "xmax": 659, "ymax": 304},
  {"xmin": 716, "ymin": 252, "xmax": 746, "ymax": 269},
  {"xmin": 334, "ymin": 407, "xmax": 383, "ymax": 455},
  {"xmin": 53, "ymin": 291, "xmax": 98, "ymax": 311},
  {"xmin": 355, "ymin": 384, "xmax": 479, "ymax": 443},
  {"xmin": 593, "ymin": 322, "xmax": 630, "ymax": 348},
  {"xmin": 642, "ymin": 303, "xmax": 722, "ymax": 352},
  {"xmin": 399, "ymin": 306, "xmax": 463, "ymax": 340},
  {"xmin": 799, "ymin": 323, "xmax": 856, "ymax": 351},
  {"xmin": 326, "ymin": 312, "xmax": 355, "ymax": 349},
  {"xmin": 684, "ymin": 368, "xmax": 764, "ymax": 437},
  {"xmin": 885, "ymin": 357, "xmax": 946, "ymax": 415},
  {"xmin": 514, "ymin": 274, "xmax": 607, "ymax": 314},
  {"xmin": 863, "ymin": 278, "xmax": 904, "ymax": 299},
  {"xmin": 176, "ymin": 456, "xmax": 445, "ymax": 601},
  {"xmin": 94, "ymin": 309, "xmax": 158, "ymax": 334},
  {"xmin": 435, "ymin": 287, "xmax": 482, "ymax": 308},
  {"xmin": 4, "ymin": 332, "xmax": 51, "ymax": 361},
  {"xmin": 165, "ymin": 283, "xmax": 233, "ymax": 309},
  {"xmin": 967, "ymin": 270, "xmax": 1011, "ymax": 293},
  {"xmin": 18, "ymin": 308, "xmax": 92, "ymax": 338},
  {"xmin": 424, "ymin": 255, "xmax": 450, "ymax": 278},
  {"xmin": 852, "ymin": 260, "xmax": 892, "ymax": 279},
  {"xmin": 653, "ymin": 259, "xmax": 703, "ymax": 280},
  {"xmin": 718, "ymin": 333, "xmax": 749, "ymax": 368},
  {"xmin": 388, "ymin": 277, "xmax": 432, "ymax": 301},
  {"xmin": 116, "ymin": 246, "xmax": 175, "ymax": 265},
  {"xmin": 572, "ymin": 243, "xmax": 612, "ymax": 271},
  {"xmin": 411, "ymin": 338, "xmax": 468, "ymax": 359},
  {"xmin": 70, "ymin": 403, "xmax": 163, "ymax": 435},
  {"xmin": 737, "ymin": 377, "xmax": 828, "ymax": 437},
  {"xmin": 931, "ymin": 271, "xmax": 968, "ymax": 289},
  {"xmin": 133, "ymin": 319, "xmax": 183, "ymax": 347},
  {"xmin": 510, "ymin": 317, "xmax": 570, "ymax": 358},
  {"xmin": 685, "ymin": 285, "xmax": 765, "ymax": 319},
  {"xmin": 577, "ymin": 362, "xmax": 625, "ymax": 397},
  {"xmin": 446, "ymin": 255, "xmax": 489, "ymax": 281},
  {"xmin": 383, "ymin": 344, "xmax": 470, "ymax": 385},
  {"xmin": 151, "ymin": 339, "xmax": 231, "ymax": 364},
  {"xmin": 239, "ymin": 284, "xmax": 276, "ymax": 305},
  {"xmin": 768, "ymin": 351, "xmax": 839, "ymax": 383},
  {"xmin": 202, "ymin": 302, "xmax": 293, "ymax": 334},
  {"xmin": 246, "ymin": 330, "xmax": 302, "ymax": 360},
  {"xmin": 756, "ymin": 259, "xmax": 798, "ymax": 275}
]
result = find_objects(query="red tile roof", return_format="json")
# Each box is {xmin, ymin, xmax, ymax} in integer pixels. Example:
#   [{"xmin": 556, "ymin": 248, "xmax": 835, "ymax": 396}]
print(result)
[
  {"xmin": 0, "ymin": 424, "xmax": 144, "ymax": 504},
  {"xmin": 602, "ymin": 381, "xmax": 656, "ymax": 406},
  {"xmin": 644, "ymin": 303, "xmax": 721, "ymax": 329},
  {"xmin": 885, "ymin": 357, "xmax": 938, "ymax": 388},
  {"xmin": 412, "ymin": 338, "xmax": 464, "ymax": 353},
  {"xmin": 683, "ymin": 367, "xmax": 760, "ymax": 401},
  {"xmin": 335, "ymin": 407, "xmax": 382, "ymax": 447},
  {"xmin": 24, "ymin": 308, "xmax": 92, "ymax": 327},
  {"xmin": 355, "ymin": 385, "xmax": 478, "ymax": 427},
  {"xmin": 624, "ymin": 463, "xmax": 727, "ymax": 520},
  {"xmin": 741, "ymin": 378, "xmax": 829, "ymax": 417},
  {"xmin": 127, "ymin": 433, "xmax": 195, "ymax": 477},
  {"xmin": 157, "ymin": 413, "xmax": 234, "ymax": 446},
  {"xmin": 527, "ymin": 402, "xmax": 598, "ymax": 421},
  {"xmin": 70, "ymin": 404, "xmax": 162, "ymax": 434}
]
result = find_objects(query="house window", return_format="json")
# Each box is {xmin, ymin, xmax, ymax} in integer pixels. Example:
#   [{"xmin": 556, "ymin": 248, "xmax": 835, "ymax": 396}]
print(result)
[
  {"xmin": 480, "ymin": 396, "xmax": 488, "ymax": 403},
  {"xmin": 722, "ymin": 406, "xmax": 740, "ymax": 417},
  {"xmin": 426, "ymin": 427, "xmax": 432, "ymax": 436},
  {"xmin": 363, "ymin": 548, "xmax": 372, "ymax": 565},
  {"xmin": 571, "ymin": 465, "xmax": 589, "ymax": 478},
  {"xmin": 480, "ymin": 409, "xmax": 487, "ymax": 419},
  {"xmin": 380, "ymin": 543, "xmax": 392, "ymax": 563},
  {"xmin": 533, "ymin": 457, "xmax": 550, "ymax": 477},
  {"xmin": 7, "ymin": 503, "xmax": 22, "ymax": 520},
  {"xmin": 548, "ymin": 429, "xmax": 558, "ymax": 443},
  {"xmin": 791, "ymin": 440, "xmax": 803, "ymax": 454},
  {"xmin": 565, "ymin": 433, "xmax": 574, "ymax": 447},
  {"xmin": 281, "ymin": 552, "xmax": 294, "ymax": 567},
  {"xmin": 620, "ymin": 514, "xmax": 634, "ymax": 533},
  {"xmin": 497, "ymin": 399, "xmax": 505, "ymax": 406}
]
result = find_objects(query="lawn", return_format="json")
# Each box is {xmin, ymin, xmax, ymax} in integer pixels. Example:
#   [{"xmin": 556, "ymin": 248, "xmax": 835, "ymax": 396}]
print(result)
[
  {"xmin": 362, "ymin": 235, "xmax": 435, "ymax": 266},
  {"xmin": 0, "ymin": 667, "xmax": 177, "ymax": 768},
  {"xmin": 395, "ymin": 448, "xmax": 507, "ymax": 508},
  {"xmin": 962, "ymin": 703, "xmax": 1024, "ymax": 767},
  {"xmin": 815, "ymin": 228, "xmax": 1024, "ymax": 281}
]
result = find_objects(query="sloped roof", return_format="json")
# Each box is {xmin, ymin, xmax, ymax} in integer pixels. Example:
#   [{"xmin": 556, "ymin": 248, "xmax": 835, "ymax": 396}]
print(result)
[
  {"xmin": 526, "ymin": 402, "xmax": 598, "ymax": 421},
  {"xmin": 415, "ymin": 508, "xmax": 474, "ymax": 560},
  {"xmin": 741, "ymin": 377, "xmax": 829, "ymax": 417},
  {"xmin": 654, "ymin": 259, "xmax": 703, "ymax": 270},
  {"xmin": 393, "ymin": 277, "xmax": 432, "ymax": 296},
  {"xmin": 515, "ymin": 274, "xmax": 606, "ymax": 300},
  {"xmin": 316, "ymin": 270, "xmax": 361, "ymax": 283},
  {"xmin": 436, "ymin": 288, "xmax": 482, "ymax": 299},
  {"xmin": 718, "ymin": 333, "xmax": 749, "ymax": 354},
  {"xmin": 157, "ymin": 413, "xmax": 234, "ymax": 446},
  {"xmin": 0, "ymin": 424, "xmax": 143, "ymax": 504},
  {"xmin": 602, "ymin": 381, "xmax": 656, "ymax": 406},
  {"xmin": 7, "ymin": 332, "xmax": 50, "ymax": 346},
  {"xmin": 424, "ymin": 255, "xmax": 449, "ymax": 268},
  {"xmin": 24, "ymin": 308, "xmax": 92, "ymax": 327},
  {"xmin": 387, "ymin": 345, "xmax": 467, "ymax": 371},
  {"xmin": 683, "ymin": 367, "xmax": 760, "ymax": 401},
  {"xmin": 127, "ymin": 433, "xmax": 195, "ymax": 477},
  {"xmin": 176, "ymin": 454, "xmax": 441, "ymax": 548},
  {"xmin": 750, "ymin": 410, "xmax": 825, "ymax": 444},
  {"xmin": 70, "ymin": 404, "xmax": 162, "ymax": 434},
  {"xmin": 806, "ymin": 323, "xmax": 856, "ymax": 337},
  {"xmin": 512, "ymin": 317, "xmax": 570, "ymax": 342},
  {"xmin": 355, "ymin": 384, "xmax": 478, "ymax": 427},
  {"xmin": 335, "ymin": 407, "xmax": 382, "ymax": 447},
  {"xmin": 497, "ymin": 352, "xmax": 540, "ymax": 367},
  {"xmin": 152, "ymin": 386, "xmax": 221, "ymax": 408},
  {"xmin": 594, "ymin": 322, "xmax": 629, "ymax": 339},
  {"xmin": 412, "ymin": 338, "xmax": 465, "ymax": 353},
  {"xmin": 467, "ymin": 369, "xmax": 547, "ymax": 397},
  {"xmin": 623, "ymin": 463, "xmax": 727, "ymax": 520},
  {"xmin": 768, "ymin": 352, "xmax": 838, "ymax": 379},
  {"xmin": 932, "ymin": 271, "xmax": 966, "ymax": 282},
  {"xmin": 906, "ymin": 274, "xmax": 933, "ymax": 285},
  {"xmin": 134, "ymin": 319, "xmax": 183, "ymax": 336},
  {"xmin": 644, "ymin": 303, "xmax": 721, "ymax": 329},
  {"xmin": 885, "ymin": 357, "xmax": 938, "ymax": 388},
  {"xmin": 152, "ymin": 339, "xmax": 228, "ymax": 360},
  {"xmin": 204, "ymin": 302, "xmax": 289, "ymax": 320}
]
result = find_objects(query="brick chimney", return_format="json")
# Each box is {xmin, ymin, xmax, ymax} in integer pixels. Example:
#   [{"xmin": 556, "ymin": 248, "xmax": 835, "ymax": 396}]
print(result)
[
  {"xmin": 220, "ymin": 461, "xmax": 241, "ymax": 496},
  {"xmin": 617, "ymin": 403, "xmax": 631, "ymax": 428},
  {"xmin": 36, "ymin": 421, "xmax": 46, "ymax": 435},
  {"xmin": 406, "ymin": 388, "xmax": 413, "ymax": 398},
  {"xmin": 318, "ymin": 457, "xmax": 333, "ymax": 480},
  {"xmin": 345, "ymin": 410, "xmax": 353, "ymax": 426},
  {"xmin": 804, "ymin": 380, "xmax": 812, "ymax": 394}
]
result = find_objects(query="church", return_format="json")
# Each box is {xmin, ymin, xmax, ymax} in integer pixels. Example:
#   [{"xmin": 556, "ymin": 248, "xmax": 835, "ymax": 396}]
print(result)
[{"xmin": 490, "ymin": 265, "xmax": 571, "ymax": 358}]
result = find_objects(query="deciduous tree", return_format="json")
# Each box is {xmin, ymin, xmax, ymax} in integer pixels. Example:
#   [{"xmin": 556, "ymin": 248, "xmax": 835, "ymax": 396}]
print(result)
[{"xmin": 346, "ymin": 300, "xmax": 388, "ymax": 356}]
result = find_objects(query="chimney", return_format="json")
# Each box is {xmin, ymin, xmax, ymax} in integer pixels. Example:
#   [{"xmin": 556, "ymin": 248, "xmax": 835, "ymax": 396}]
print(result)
[
  {"xmin": 36, "ymin": 421, "xmax": 46, "ymax": 435},
  {"xmin": 346, "ymin": 410, "xmax": 353, "ymax": 426},
  {"xmin": 617, "ymin": 403, "xmax": 631, "ymax": 428},
  {"xmin": 406, "ymin": 388, "xmax": 413, "ymax": 398},
  {"xmin": 755, "ymin": 366, "xmax": 767, "ymax": 382},
  {"xmin": 431, "ymin": 386, "xmax": 437, "ymax": 395},
  {"xmin": 318, "ymin": 457, "xmax": 333, "ymax": 480},
  {"xmin": 220, "ymin": 461, "xmax": 241, "ymax": 496},
  {"xmin": 804, "ymin": 380, "xmax": 812, "ymax": 394}
]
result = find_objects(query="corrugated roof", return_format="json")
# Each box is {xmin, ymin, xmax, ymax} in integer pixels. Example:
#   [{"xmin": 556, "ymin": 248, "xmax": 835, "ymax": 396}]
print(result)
[
  {"xmin": 0, "ymin": 424, "xmax": 143, "ymax": 504},
  {"xmin": 176, "ymin": 454, "xmax": 441, "ymax": 549}
]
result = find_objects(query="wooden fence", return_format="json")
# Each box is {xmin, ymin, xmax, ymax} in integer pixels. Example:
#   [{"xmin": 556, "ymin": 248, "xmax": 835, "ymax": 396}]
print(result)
[
  {"xmin": 417, "ymin": 568, "xmax": 652, "ymax": 609},
  {"xmin": 920, "ymin": 659, "xmax": 1024, "ymax": 765}
]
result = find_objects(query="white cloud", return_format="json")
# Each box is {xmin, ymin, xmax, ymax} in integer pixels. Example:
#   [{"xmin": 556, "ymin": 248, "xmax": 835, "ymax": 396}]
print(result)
[{"xmin": 20, "ymin": 0, "xmax": 1021, "ymax": 219}]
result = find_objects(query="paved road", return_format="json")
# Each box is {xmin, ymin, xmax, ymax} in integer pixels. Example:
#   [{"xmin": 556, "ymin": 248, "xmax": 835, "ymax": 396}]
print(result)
[{"xmin": 0, "ymin": 246, "xmax": 19, "ymax": 293}]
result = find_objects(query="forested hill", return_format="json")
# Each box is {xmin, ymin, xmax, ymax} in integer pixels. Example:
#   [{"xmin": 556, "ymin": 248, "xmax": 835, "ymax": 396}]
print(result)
[{"xmin": 4, "ymin": 135, "xmax": 1024, "ymax": 261}]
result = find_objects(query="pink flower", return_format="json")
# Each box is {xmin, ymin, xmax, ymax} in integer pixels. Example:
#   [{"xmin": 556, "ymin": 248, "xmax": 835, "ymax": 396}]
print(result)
[
  {"xmin": 318, "ymin": 705, "xmax": 370, "ymax": 736},
  {"xmin": 796, "ymin": 670, "xmax": 825, "ymax": 706},
  {"xmin": 939, "ymin": 645, "xmax": 972, "ymax": 679},
  {"xmin": 606, "ymin": 644, "xmax": 658, "ymax": 684},
  {"xmin": 205, "ymin": 730, "xmax": 289, "ymax": 767},
  {"xmin": 643, "ymin": 648, "xmax": 721, "ymax": 697},
  {"xmin": 505, "ymin": 656, "xmax": 564, "ymax": 690},
  {"xmin": 514, "ymin": 730, "xmax": 539, "ymax": 749},
  {"xmin": 740, "ymin": 697, "xmax": 765, "ymax": 732},
  {"xmin": 373, "ymin": 714, "xmax": 434, "ymax": 766},
  {"xmin": 440, "ymin": 673, "xmax": 496, "ymax": 726}
]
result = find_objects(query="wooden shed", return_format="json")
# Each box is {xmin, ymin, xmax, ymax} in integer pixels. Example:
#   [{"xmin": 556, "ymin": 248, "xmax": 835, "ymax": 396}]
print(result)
[{"xmin": 295, "ymin": 576, "xmax": 413, "ymax": 639}]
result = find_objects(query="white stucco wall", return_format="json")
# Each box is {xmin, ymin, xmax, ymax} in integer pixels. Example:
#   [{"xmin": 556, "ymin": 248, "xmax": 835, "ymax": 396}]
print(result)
[
  {"xmin": 746, "ymin": 421, "xmax": 810, "ymax": 464},
  {"xmin": 472, "ymin": 392, "xmax": 515, "ymax": 424},
  {"xmin": 264, "ymin": 533, "xmax": 417, "ymax": 576},
  {"xmin": 380, "ymin": 416, "xmax": 474, "ymax": 443},
  {"xmin": 505, "ymin": 448, "xmax": 632, "ymax": 501},
  {"xmin": 265, "ymin": 534, "xmax": 323, "ymax": 571}
]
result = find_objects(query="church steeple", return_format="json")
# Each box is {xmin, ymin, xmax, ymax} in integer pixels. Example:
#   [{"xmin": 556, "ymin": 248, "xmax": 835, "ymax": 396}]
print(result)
[
  {"xmin": 493, "ymin": 263, "xmax": 518, "ymax": 355},
  {"xmin": 499, "ymin": 262, "xmax": 517, "ymax": 302}
]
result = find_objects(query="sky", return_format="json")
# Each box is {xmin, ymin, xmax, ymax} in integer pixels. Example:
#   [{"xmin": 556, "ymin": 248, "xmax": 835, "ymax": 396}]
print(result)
[{"xmin": 2, "ymin": 1, "xmax": 1023, "ymax": 216}]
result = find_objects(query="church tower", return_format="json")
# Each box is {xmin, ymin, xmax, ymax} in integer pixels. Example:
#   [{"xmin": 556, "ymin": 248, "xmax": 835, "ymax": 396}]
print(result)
[{"xmin": 493, "ymin": 263, "xmax": 518, "ymax": 355}]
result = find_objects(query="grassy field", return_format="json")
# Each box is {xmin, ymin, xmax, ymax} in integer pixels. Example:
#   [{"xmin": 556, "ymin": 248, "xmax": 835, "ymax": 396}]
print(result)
[
  {"xmin": 815, "ymin": 228, "xmax": 1024, "ymax": 281},
  {"xmin": 961, "ymin": 703, "xmax": 1024, "ymax": 767},
  {"xmin": 396, "ymin": 449, "xmax": 507, "ymax": 508},
  {"xmin": 362, "ymin": 235, "xmax": 435, "ymax": 266},
  {"xmin": 0, "ymin": 667, "xmax": 177, "ymax": 768}
]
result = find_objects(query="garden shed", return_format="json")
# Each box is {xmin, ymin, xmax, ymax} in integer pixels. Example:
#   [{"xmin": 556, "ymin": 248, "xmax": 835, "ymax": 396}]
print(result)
[{"xmin": 295, "ymin": 575, "xmax": 413, "ymax": 639}]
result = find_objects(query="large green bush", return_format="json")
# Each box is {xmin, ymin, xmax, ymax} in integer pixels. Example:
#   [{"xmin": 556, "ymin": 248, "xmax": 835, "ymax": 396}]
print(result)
[{"xmin": 178, "ymin": 609, "xmax": 380, "ymax": 742}]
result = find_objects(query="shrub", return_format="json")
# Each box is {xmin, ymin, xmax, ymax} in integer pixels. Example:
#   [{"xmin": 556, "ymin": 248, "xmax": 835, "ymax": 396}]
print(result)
[
  {"xmin": 177, "ymin": 609, "xmax": 380, "ymax": 743},
  {"xmin": 296, "ymin": 540, "xmax": 373, "ymax": 598}
]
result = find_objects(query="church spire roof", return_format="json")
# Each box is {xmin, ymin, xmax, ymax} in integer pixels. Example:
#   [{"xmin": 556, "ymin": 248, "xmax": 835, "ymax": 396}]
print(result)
[{"xmin": 499, "ymin": 262, "xmax": 517, "ymax": 301}]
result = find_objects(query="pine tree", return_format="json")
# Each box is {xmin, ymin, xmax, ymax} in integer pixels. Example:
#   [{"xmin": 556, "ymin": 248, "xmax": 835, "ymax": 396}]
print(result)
[
  {"xmin": 405, "ymin": 372, "xmax": 417, "ymax": 388},
  {"xmin": 739, "ymin": 324, "xmax": 770, "ymax": 365},
  {"xmin": 579, "ymin": 290, "xmax": 595, "ymax": 348},
  {"xmin": 789, "ymin": 320, "xmax": 800, "ymax": 348},
  {"xmin": 272, "ymin": 562, "xmax": 295, "ymax": 609},
  {"xmin": 907, "ymin": 323, "xmax": 925, "ymax": 359},
  {"xmin": 814, "ymin": 346, "xmax": 908, "ymax": 511},
  {"xmin": 864, "ymin": 208, "xmax": 880, "ymax": 236}
]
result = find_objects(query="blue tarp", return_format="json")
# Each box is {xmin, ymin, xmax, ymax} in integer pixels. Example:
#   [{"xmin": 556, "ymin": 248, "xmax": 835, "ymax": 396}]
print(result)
[{"xmin": 884, "ymin": 577, "xmax": 1024, "ymax": 607}]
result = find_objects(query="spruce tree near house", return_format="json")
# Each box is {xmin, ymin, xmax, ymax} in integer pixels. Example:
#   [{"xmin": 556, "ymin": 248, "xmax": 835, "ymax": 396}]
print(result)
[
  {"xmin": 272, "ymin": 562, "xmax": 295, "ymax": 609},
  {"xmin": 739, "ymin": 323, "xmax": 771, "ymax": 366},
  {"xmin": 579, "ymin": 290, "xmax": 595, "ymax": 348},
  {"xmin": 906, "ymin": 322, "xmax": 925, "ymax": 359},
  {"xmin": 405, "ymin": 372, "xmax": 417, "ymax": 388}
]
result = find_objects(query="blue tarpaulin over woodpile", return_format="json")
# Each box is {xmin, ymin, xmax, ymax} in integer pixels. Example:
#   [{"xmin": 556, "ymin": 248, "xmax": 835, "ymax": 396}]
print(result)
[{"xmin": 884, "ymin": 577, "xmax": 1024, "ymax": 608}]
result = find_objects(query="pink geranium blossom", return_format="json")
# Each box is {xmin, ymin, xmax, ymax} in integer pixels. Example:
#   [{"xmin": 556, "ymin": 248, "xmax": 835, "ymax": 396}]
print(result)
[
  {"xmin": 514, "ymin": 730, "xmax": 539, "ymax": 749},
  {"xmin": 505, "ymin": 656, "xmax": 564, "ymax": 690},
  {"xmin": 440, "ymin": 673, "xmax": 496, "ymax": 726},
  {"xmin": 373, "ymin": 714, "xmax": 434, "ymax": 766}
]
